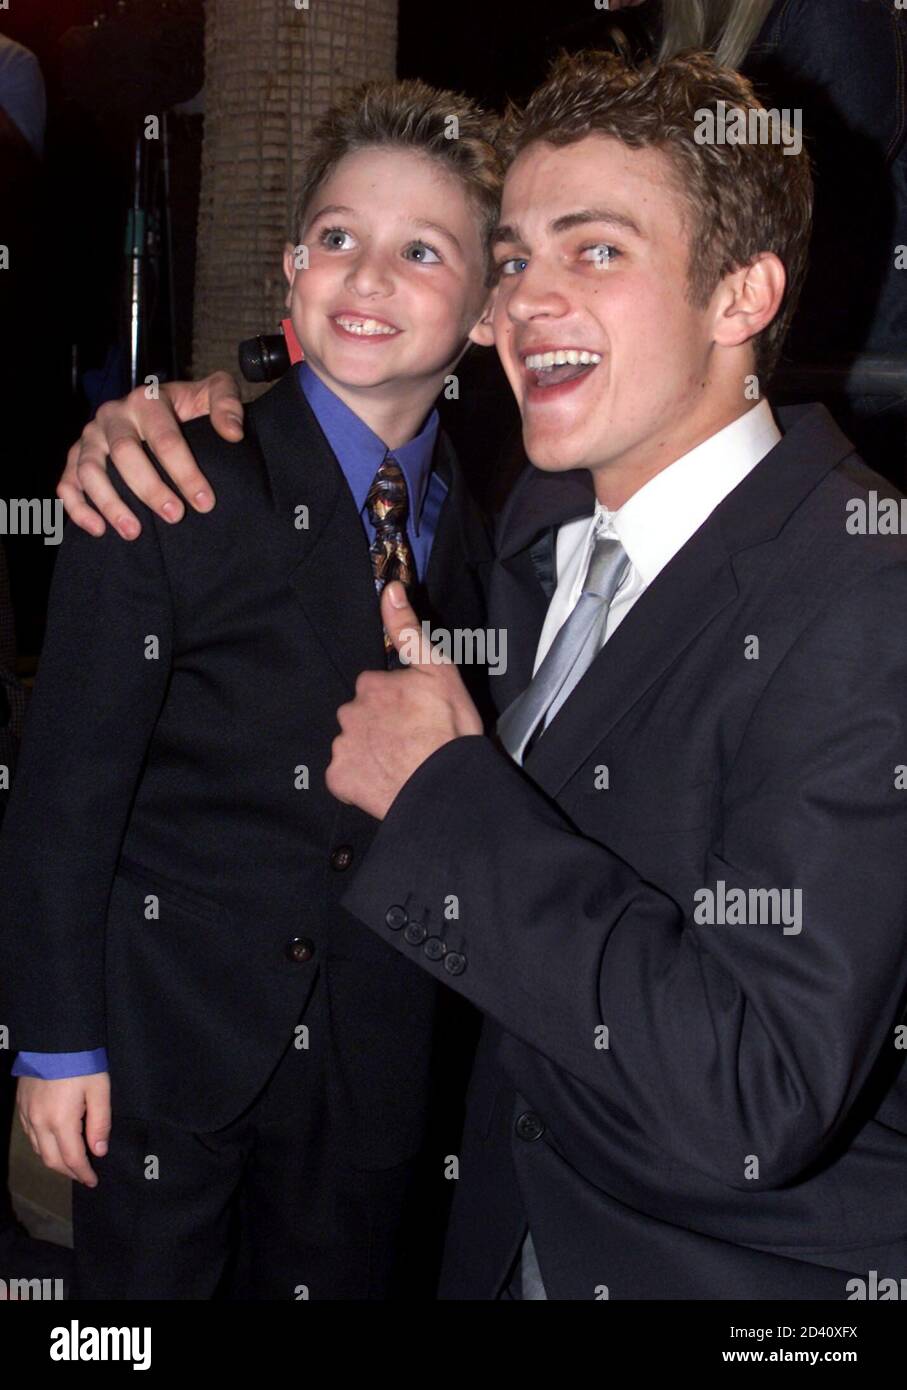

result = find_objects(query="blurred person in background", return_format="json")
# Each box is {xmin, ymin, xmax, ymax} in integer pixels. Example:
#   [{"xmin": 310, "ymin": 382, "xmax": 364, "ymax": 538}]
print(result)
[{"xmin": 0, "ymin": 30, "xmax": 46, "ymax": 159}]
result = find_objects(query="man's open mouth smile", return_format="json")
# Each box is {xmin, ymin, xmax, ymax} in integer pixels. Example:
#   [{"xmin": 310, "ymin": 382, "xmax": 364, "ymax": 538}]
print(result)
[{"xmin": 521, "ymin": 346, "xmax": 603, "ymax": 398}]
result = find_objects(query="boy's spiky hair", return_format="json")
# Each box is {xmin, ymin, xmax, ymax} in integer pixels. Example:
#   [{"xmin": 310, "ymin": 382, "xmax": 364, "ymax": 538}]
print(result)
[
  {"xmin": 292, "ymin": 79, "xmax": 503, "ymax": 278},
  {"xmin": 497, "ymin": 49, "xmax": 814, "ymax": 381}
]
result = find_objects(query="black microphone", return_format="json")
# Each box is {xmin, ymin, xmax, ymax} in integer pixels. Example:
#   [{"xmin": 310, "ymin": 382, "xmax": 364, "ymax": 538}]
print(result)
[{"xmin": 238, "ymin": 333, "xmax": 291, "ymax": 383}]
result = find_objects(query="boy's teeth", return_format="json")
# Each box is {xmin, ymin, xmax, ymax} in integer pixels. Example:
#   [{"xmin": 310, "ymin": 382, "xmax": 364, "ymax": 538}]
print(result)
[
  {"xmin": 524, "ymin": 349, "xmax": 602, "ymax": 370},
  {"xmin": 336, "ymin": 316, "xmax": 398, "ymax": 335}
]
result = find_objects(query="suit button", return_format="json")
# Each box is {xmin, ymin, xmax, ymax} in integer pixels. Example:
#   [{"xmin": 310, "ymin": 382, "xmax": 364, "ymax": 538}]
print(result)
[
  {"xmin": 515, "ymin": 1111, "xmax": 545, "ymax": 1142},
  {"xmin": 385, "ymin": 905, "xmax": 408, "ymax": 931},
  {"xmin": 423, "ymin": 936, "xmax": 446, "ymax": 961},
  {"xmin": 285, "ymin": 937, "xmax": 315, "ymax": 963},
  {"xmin": 444, "ymin": 951, "xmax": 466, "ymax": 976},
  {"xmin": 404, "ymin": 920, "xmax": 428, "ymax": 946},
  {"xmin": 330, "ymin": 845, "xmax": 354, "ymax": 871}
]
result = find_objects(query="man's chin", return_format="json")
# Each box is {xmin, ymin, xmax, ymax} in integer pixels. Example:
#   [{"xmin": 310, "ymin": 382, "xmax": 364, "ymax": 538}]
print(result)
[{"xmin": 522, "ymin": 429, "xmax": 590, "ymax": 475}]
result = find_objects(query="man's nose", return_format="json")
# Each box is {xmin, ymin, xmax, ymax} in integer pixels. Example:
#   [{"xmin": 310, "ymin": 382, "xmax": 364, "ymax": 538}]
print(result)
[{"xmin": 505, "ymin": 261, "xmax": 570, "ymax": 323}]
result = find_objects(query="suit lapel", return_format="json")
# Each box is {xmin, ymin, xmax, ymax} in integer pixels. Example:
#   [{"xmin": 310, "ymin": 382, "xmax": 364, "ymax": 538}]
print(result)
[
  {"xmin": 487, "ymin": 544, "xmax": 551, "ymax": 712},
  {"xmin": 525, "ymin": 523, "xmax": 737, "ymax": 797},
  {"xmin": 503, "ymin": 403, "xmax": 856, "ymax": 798},
  {"xmin": 491, "ymin": 465, "xmax": 596, "ymax": 711},
  {"xmin": 248, "ymin": 371, "xmax": 384, "ymax": 693},
  {"xmin": 423, "ymin": 432, "xmax": 470, "ymax": 617}
]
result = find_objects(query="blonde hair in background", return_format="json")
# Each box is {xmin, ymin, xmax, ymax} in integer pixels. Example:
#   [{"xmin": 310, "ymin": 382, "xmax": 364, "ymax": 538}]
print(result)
[{"xmin": 658, "ymin": 0, "xmax": 778, "ymax": 69}]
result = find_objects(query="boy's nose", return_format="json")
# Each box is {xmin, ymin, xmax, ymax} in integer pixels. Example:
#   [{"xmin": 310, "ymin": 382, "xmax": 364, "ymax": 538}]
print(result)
[{"xmin": 344, "ymin": 253, "xmax": 394, "ymax": 298}]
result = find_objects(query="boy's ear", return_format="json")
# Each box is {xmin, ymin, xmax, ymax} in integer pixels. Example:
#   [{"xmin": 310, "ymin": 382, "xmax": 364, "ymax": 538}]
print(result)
[
  {"xmin": 712, "ymin": 252, "xmax": 786, "ymax": 354},
  {"xmin": 467, "ymin": 292, "xmax": 496, "ymax": 348},
  {"xmin": 282, "ymin": 242, "xmax": 297, "ymax": 306}
]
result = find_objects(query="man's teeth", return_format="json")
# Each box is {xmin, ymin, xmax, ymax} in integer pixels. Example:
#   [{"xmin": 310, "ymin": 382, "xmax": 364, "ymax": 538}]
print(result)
[
  {"xmin": 335, "ymin": 316, "xmax": 398, "ymax": 335},
  {"xmin": 524, "ymin": 349, "xmax": 602, "ymax": 370}
]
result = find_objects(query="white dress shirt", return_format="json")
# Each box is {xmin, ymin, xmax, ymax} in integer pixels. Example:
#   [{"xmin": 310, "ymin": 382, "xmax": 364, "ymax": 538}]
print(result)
[{"xmin": 532, "ymin": 400, "xmax": 782, "ymax": 675}]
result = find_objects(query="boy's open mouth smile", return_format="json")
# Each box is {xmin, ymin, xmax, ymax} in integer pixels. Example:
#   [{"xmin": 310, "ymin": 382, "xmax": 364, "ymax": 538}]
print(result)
[
  {"xmin": 521, "ymin": 345, "xmax": 603, "ymax": 399},
  {"xmin": 331, "ymin": 312, "xmax": 401, "ymax": 340}
]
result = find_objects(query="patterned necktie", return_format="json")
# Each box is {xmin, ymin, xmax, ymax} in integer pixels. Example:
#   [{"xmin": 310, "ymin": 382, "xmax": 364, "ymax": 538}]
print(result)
[
  {"xmin": 366, "ymin": 456, "xmax": 416, "ymax": 660},
  {"xmin": 497, "ymin": 533, "xmax": 629, "ymax": 765}
]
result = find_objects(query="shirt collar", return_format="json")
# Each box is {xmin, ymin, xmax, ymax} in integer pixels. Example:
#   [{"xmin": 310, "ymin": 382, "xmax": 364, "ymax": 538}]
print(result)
[
  {"xmin": 600, "ymin": 399, "xmax": 782, "ymax": 585},
  {"xmin": 298, "ymin": 361, "xmax": 440, "ymax": 534}
]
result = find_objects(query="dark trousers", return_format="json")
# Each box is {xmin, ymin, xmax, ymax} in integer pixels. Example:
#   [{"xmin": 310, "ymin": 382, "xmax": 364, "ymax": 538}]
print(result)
[{"xmin": 72, "ymin": 996, "xmax": 419, "ymax": 1301}]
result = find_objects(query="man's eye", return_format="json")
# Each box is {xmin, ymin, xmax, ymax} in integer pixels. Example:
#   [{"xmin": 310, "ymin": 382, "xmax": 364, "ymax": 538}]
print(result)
[
  {"xmin": 319, "ymin": 227, "xmax": 355, "ymax": 250},
  {"xmin": 495, "ymin": 257, "xmax": 528, "ymax": 279},
  {"xmin": 581, "ymin": 243, "xmax": 620, "ymax": 267},
  {"xmin": 404, "ymin": 241, "xmax": 441, "ymax": 264}
]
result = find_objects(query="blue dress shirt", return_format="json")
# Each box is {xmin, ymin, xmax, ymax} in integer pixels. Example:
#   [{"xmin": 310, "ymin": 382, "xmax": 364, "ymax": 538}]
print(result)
[
  {"xmin": 12, "ymin": 360, "xmax": 448, "ymax": 1081},
  {"xmin": 297, "ymin": 361, "xmax": 445, "ymax": 581}
]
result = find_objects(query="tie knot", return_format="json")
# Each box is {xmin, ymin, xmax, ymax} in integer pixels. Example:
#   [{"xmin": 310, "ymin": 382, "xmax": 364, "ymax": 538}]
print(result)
[
  {"xmin": 582, "ymin": 534, "xmax": 628, "ymax": 600},
  {"xmin": 366, "ymin": 456, "xmax": 409, "ymax": 533}
]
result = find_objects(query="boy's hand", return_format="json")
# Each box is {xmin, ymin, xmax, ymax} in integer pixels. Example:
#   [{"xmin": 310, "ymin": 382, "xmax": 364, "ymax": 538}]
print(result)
[
  {"xmin": 58, "ymin": 373, "xmax": 245, "ymax": 540},
  {"xmin": 17, "ymin": 1073, "xmax": 112, "ymax": 1187}
]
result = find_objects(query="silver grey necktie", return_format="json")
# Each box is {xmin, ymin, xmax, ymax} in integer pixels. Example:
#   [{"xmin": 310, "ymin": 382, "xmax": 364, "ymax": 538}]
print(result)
[
  {"xmin": 500, "ymin": 531, "xmax": 628, "ymax": 1302},
  {"xmin": 497, "ymin": 533, "xmax": 629, "ymax": 765}
]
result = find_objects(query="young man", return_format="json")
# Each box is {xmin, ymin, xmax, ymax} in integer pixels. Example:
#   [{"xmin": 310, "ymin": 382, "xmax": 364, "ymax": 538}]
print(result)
[
  {"xmin": 327, "ymin": 51, "xmax": 907, "ymax": 1299},
  {"xmin": 0, "ymin": 79, "xmax": 499, "ymax": 1299},
  {"xmin": 58, "ymin": 52, "xmax": 907, "ymax": 1300}
]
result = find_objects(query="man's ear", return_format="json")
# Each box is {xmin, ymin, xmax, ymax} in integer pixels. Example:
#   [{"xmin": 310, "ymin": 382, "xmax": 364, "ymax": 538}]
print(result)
[
  {"xmin": 712, "ymin": 252, "xmax": 787, "ymax": 354},
  {"xmin": 468, "ymin": 291, "xmax": 496, "ymax": 348},
  {"xmin": 282, "ymin": 242, "xmax": 297, "ymax": 307}
]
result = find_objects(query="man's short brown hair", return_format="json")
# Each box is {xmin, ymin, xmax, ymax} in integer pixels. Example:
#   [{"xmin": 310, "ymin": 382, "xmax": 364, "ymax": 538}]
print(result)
[
  {"xmin": 497, "ymin": 50, "xmax": 814, "ymax": 381},
  {"xmin": 292, "ymin": 79, "xmax": 502, "ymax": 278}
]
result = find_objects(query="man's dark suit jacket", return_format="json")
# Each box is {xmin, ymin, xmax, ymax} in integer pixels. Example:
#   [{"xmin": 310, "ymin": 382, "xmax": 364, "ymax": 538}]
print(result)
[
  {"xmin": 0, "ymin": 369, "xmax": 490, "ymax": 1174},
  {"xmin": 343, "ymin": 403, "xmax": 907, "ymax": 1298}
]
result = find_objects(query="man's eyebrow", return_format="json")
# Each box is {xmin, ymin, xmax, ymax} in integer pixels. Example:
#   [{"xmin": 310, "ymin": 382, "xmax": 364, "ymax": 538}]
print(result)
[
  {"xmin": 551, "ymin": 207, "xmax": 644, "ymax": 238},
  {"xmin": 491, "ymin": 208, "xmax": 644, "ymax": 248},
  {"xmin": 491, "ymin": 223, "xmax": 522, "ymax": 248}
]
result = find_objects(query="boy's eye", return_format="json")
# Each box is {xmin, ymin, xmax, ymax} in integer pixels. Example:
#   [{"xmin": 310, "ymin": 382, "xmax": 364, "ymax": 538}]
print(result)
[
  {"xmin": 403, "ymin": 241, "xmax": 441, "ymax": 264},
  {"xmin": 581, "ymin": 243, "xmax": 620, "ymax": 267},
  {"xmin": 319, "ymin": 226, "xmax": 356, "ymax": 250}
]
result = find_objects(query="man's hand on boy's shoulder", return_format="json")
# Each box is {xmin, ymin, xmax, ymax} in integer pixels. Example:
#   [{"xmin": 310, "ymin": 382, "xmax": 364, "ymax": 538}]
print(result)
[{"xmin": 58, "ymin": 372, "xmax": 246, "ymax": 541}]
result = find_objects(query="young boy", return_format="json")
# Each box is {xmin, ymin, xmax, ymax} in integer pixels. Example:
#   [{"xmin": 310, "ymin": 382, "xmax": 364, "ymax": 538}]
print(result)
[{"xmin": 0, "ymin": 79, "xmax": 499, "ymax": 1299}]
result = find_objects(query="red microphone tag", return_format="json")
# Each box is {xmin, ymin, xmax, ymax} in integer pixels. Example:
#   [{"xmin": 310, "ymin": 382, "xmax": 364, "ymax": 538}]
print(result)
[{"xmin": 281, "ymin": 318, "xmax": 304, "ymax": 364}]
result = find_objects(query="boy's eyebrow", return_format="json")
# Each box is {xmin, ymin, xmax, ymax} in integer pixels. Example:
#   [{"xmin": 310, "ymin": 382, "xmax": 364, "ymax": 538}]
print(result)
[
  {"xmin": 305, "ymin": 203, "xmax": 357, "ymax": 227},
  {"xmin": 492, "ymin": 207, "xmax": 644, "ymax": 248},
  {"xmin": 411, "ymin": 219, "xmax": 462, "ymax": 253},
  {"xmin": 303, "ymin": 206, "xmax": 462, "ymax": 253}
]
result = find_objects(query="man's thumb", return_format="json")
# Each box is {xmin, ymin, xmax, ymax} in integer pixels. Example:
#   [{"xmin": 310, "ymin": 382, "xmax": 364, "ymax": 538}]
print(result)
[{"xmin": 381, "ymin": 582, "xmax": 426, "ymax": 665}]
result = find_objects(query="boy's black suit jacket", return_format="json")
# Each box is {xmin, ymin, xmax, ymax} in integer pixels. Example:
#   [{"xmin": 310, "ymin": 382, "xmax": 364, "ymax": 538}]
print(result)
[
  {"xmin": 343, "ymin": 403, "xmax": 907, "ymax": 1295},
  {"xmin": 0, "ymin": 370, "xmax": 490, "ymax": 1168}
]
